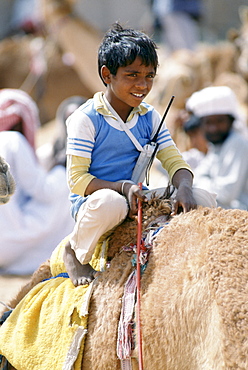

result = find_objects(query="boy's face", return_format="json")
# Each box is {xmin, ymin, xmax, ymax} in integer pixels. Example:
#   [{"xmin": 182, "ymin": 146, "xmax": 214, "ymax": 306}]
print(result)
[{"xmin": 102, "ymin": 57, "xmax": 156, "ymax": 119}]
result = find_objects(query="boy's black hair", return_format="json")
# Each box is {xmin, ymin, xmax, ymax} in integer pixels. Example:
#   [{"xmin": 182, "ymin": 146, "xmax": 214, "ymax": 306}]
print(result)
[{"xmin": 98, "ymin": 22, "xmax": 159, "ymax": 86}]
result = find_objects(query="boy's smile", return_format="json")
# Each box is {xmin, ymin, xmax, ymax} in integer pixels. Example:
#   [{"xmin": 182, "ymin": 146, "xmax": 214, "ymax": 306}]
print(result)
[{"xmin": 102, "ymin": 57, "xmax": 156, "ymax": 122}]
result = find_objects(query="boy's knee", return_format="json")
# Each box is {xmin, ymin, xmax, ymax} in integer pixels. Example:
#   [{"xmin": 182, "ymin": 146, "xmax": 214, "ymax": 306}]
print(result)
[{"xmin": 87, "ymin": 188, "xmax": 128, "ymax": 220}]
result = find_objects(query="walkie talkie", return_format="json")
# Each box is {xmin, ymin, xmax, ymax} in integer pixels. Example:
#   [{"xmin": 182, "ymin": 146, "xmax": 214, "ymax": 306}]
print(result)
[{"xmin": 131, "ymin": 95, "xmax": 175, "ymax": 186}]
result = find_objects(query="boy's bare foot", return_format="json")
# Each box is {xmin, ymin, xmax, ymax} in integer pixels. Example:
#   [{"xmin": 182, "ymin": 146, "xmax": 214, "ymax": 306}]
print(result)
[{"xmin": 63, "ymin": 241, "xmax": 97, "ymax": 287}]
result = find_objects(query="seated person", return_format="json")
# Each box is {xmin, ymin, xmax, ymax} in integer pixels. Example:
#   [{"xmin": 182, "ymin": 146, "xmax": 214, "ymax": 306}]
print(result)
[
  {"xmin": 181, "ymin": 114, "xmax": 208, "ymax": 169},
  {"xmin": 0, "ymin": 88, "xmax": 74, "ymax": 275},
  {"xmin": 186, "ymin": 85, "xmax": 248, "ymax": 210}
]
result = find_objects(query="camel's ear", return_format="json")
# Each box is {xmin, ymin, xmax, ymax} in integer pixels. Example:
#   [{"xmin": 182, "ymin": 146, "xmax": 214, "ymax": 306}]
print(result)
[
  {"xmin": 227, "ymin": 28, "xmax": 240, "ymax": 42},
  {"xmin": 239, "ymin": 5, "xmax": 248, "ymax": 25},
  {"xmin": 101, "ymin": 65, "xmax": 112, "ymax": 85}
]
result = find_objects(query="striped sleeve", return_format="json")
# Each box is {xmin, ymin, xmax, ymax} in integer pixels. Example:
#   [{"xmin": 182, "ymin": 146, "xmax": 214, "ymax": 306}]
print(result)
[
  {"xmin": 151, "ymin": 109, "xmax": 174, "ymax": 149},
  {"xmin": 157, "ymin": 127, "xmax": 174, "ymax": 147},
  {"xmin": 66, "ymin": 110, "xmax": 95, "ymax": 158}
]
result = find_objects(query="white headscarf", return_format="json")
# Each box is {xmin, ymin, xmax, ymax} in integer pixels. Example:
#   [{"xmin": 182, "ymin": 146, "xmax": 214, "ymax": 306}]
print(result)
[
  {"xmin": 186, "ymin": 86, "xmax": 247, "ymax": 135},
  {"xmin": 0, "ymin": 89, "xmax": 40, "ymax": 150}
]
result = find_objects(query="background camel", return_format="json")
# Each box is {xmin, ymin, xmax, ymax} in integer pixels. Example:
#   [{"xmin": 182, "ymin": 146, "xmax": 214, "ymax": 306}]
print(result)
[
  {"xmin": 1, "ymin": 201, "xmax": 248, "ymax": 369},
  {"xmin": 0, "ymin": 0, "xmax": 103, "ymax": 124},
  {"xmin": 0, "ymin": 156, "xmax": 15, "ymax": 204}
]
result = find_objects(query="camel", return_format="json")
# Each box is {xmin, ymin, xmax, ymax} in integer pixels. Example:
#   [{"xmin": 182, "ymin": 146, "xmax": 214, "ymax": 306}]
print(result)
[
  {"xmin": 0, "ymin": 156, "xmax": 15, "ymax": 204},
  {"xmin": 0, "ymin": 0, "xmax": 103, "ymax": 124},
  {"xmin": 39, "ymin": 0, "xmax": 103, "ymax": 95},
  {"xmin": 1, "ymin": 197, "xmax": 248, "ymax": 369},
  {"xmin": 228, "ymin": 5, "xmax": 248, "ymax": 82},
  {"xmin": 0, "ymin": 34, "xmax": 96, "ymax": 124}
]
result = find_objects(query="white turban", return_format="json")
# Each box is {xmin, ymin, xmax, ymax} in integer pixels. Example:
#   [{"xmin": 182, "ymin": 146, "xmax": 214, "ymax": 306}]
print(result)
[
  {"xmin": 0, "ymin": 89, "xmax": 40, "ymax": 150},
  {"xmin": 186, "ymin": 86, "xmax": 248, "ymax": 135},
  {"xmin": 186, "ymin": 86, "xmax": 239, "ymax": 118}
]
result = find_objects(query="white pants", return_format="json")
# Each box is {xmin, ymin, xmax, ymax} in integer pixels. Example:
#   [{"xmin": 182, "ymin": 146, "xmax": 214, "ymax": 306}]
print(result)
[
  {"xmin": 70, "ymin": 189, "xmax": 129, "ymax": 264},
  {"xmin": 70, "ymin": 187, "xmax": 216, "ymax": 265}
]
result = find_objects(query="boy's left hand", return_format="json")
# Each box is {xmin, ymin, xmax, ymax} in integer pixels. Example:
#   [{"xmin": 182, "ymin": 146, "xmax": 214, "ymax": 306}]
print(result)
[
  {"xmin": 122, "ymin": 183, "xmax": 147, "ymax": 219},
  {"xmin": 171, "ymin": 184, "xmax": 197, "ymax": 215}
]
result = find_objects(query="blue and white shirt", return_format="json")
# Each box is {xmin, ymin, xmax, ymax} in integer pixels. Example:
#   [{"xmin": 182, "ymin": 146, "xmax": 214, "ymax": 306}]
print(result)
[
  {"xmin": 67, "ymin": 92, "xmax": 174, "ymax": 181},
  {"xmin": 66, "ymin": 92, "xmax": 183, "ymax": 218}
]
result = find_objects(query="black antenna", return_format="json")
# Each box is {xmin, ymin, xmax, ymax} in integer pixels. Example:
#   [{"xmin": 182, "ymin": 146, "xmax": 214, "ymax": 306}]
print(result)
[
  {"xmin": 150, "ymin": 95, "xmax": 175, "ymax": 144},
  {"xmin": 145, "ymin": 95, "xmax": 175, "ymax": 185}
]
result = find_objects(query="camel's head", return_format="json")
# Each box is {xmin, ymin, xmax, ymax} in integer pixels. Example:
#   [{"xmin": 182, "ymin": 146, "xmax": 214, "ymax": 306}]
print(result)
[
  {"xmin": 0, "ymin": 157, "xmax": 15, "ymax": 204},
  {"xmin": 40, "ymin": 0, "xmax": 75, "ymax": 26},
  {"xmin": 228, "ymin": 5, "xmax": 248, "ymax": 80}
]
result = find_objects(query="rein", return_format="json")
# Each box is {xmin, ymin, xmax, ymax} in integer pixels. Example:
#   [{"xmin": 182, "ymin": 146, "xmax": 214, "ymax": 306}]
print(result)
[
  {"xmin": 136, "ymin": 182, "xmax": 144, "ymax": 370},
  {"xmin": 117, "ymin": 188, "xmax": 170, "ymax": 369}
]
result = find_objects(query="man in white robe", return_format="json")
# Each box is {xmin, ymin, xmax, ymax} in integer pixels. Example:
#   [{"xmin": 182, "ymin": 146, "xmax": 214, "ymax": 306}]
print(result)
[
  {"xmin": 0, "ymin": 89, "xmax": 74, "ymax": 275},
  {"xmin": 186, "ymin": 86, "xmax": 248, "ymax": 210}
]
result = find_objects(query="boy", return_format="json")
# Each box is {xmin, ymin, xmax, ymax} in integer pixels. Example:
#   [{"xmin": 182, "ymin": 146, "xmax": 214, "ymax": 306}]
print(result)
[{"xmin": 63, "ymin": 22, "xmax": 198, "ymax": 286}]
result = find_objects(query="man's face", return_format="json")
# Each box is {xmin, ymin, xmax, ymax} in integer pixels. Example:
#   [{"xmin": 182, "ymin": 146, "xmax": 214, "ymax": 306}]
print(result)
[{"xmin": 201, "ymin": 114, "xmax": 233, "ymax": 144}]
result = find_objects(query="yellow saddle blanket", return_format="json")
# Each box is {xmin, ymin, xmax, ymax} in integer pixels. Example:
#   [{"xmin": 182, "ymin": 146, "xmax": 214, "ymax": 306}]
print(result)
[{"xmin": 0, "ymin": 236, "xmax": 108, "ymax": 370}]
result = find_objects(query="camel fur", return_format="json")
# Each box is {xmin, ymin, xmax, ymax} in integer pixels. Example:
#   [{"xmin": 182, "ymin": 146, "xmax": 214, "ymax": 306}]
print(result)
[
  {"xmin": 82, "ymin": 206, "xmax": 248, "ymax": 370},
  {"xmin": 0, "ymin": 156, "xmax": 15, "ymax": 205},
  {"xmin": 39, "ymin": 0, "xmax": 103, "ymax": 95},
  {"xmin": 228, "ymin": 5, "xmax": 248, "ymax": 82},
  {"xmin": 1, "ymin": 198, "xmax": 248, "ymax": 369}
]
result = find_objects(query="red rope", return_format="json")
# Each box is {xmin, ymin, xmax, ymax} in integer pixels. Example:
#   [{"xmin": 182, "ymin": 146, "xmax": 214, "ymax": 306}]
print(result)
[{"xmin": 136, "ymin": 182, "xmax": 144, "ymax": 370}]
